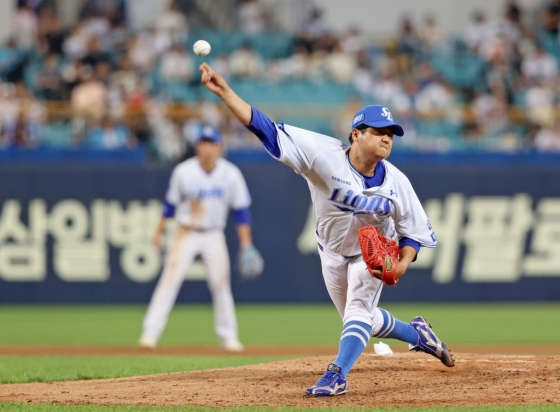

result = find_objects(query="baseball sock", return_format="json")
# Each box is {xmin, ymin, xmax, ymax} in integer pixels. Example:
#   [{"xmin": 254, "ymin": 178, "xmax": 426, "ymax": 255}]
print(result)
[
  {"xmin": 373, "ymin": 308, "xmax": 418, "ymax": 345},
  {"xmin": 333, "ymin": 320, "xmax": 372, "ymax": 379}
]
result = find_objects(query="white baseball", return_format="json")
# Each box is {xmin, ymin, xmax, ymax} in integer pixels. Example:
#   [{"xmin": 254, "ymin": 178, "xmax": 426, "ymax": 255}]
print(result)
[{"xmin": 193, "ymin": 40, "xmax": 211, "ymax": 57}]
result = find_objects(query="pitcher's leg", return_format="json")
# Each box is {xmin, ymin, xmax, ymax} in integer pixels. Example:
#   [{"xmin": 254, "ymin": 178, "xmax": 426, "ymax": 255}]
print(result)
[
  {"xmin": 306, "ymin": 255, "xmax": 379, "ymax": 396},
  {"xmin": 371, "ymin": 308, "xmax": 455, "ymax": 367},
  {"xmin": 203, "ymin": 231, "xmax": 239, "ymax": 347},
  {"xmin": 333, "ymin": 256, "xmax": 382, "ymax": 376},
  {"xmin": 343, "ymin": 256, "xmax": 383, "ymax": 326},
  {"xmin": 371, "ymin": 307, "xmax": 418, "ymax": 344},
  {"xmin": 141, "ymin": 228, "xmax": 199, "ymax": 346},
  {"xmin": 318, "ymin": 246, "xmax": 349, "ymax": 320}
]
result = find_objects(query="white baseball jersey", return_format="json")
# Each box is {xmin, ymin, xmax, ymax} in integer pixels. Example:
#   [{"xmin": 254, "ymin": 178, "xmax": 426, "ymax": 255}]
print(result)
[
  {"xmin": 166, "ymin": 157, "xmax": 251, "ymax": 230},
  {"xmin": 269, "ymin": 123, "xmax": 436, "ymax": 257}
]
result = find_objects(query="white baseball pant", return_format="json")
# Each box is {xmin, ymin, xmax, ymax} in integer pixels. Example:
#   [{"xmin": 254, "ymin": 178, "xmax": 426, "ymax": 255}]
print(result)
[
  {"xmin": 318, "ymin": 244, "xmax": 387, "ymax": 334},
  {"xmin": 141, "ymin": 225, "xmax": 239, "ymax": 344}
]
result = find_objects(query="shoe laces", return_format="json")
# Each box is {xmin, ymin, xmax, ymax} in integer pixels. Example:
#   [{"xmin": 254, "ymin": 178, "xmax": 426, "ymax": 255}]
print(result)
[{"xmin": 315, "ymin": 370, "xmax": 339, "ymax": 387}]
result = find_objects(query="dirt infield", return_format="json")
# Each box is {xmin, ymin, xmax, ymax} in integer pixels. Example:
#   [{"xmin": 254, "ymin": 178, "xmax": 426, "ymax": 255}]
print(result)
[{"xmin": 1, "ymin": 352, "xmax": 559, "ymax": 408}]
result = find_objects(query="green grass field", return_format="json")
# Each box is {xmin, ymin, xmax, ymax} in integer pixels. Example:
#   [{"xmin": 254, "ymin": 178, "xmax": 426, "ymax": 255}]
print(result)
[
  {"xmin": 1, "ymin": 303, "xmax": 559, "ymax": 412},
  {"xmin": 1, "ymin": 303, "xmax": 559, "ymax": 347}
]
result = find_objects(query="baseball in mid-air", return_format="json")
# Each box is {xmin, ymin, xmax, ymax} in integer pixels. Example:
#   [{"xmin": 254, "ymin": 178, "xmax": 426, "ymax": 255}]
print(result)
[{"xmin": 193, "ymin": 40, "xmax": 211, "ymax": 57}]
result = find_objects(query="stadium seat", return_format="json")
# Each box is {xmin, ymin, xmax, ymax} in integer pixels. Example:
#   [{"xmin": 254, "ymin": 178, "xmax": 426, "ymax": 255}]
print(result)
[{"xmin": 39, "ymin": 122, "xmax": 72, "ymax": 147}]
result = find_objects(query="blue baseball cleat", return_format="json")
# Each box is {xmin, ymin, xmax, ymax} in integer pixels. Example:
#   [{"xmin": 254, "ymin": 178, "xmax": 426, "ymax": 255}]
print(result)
[
  {"xmin": 305, "ymin": 363, "xmax": 348, "ymax": 396},
  {"xmin": 409, "ymin": 316, "xmax": 455, "ymax": 367}
]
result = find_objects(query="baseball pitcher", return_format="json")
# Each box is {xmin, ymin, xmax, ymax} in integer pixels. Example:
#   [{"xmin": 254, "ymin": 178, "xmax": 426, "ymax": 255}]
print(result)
[
  {"xmin": 199, "ymin": 62, "xmax": 454, "ymax": 396},
  {"xmin": 139, "ymin": 125, "xmax": 263, "ymax": 352}
]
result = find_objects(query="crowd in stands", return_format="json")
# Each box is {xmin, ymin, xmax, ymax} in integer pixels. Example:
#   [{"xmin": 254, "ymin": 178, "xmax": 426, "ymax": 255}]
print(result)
[{"xmin": 2, "ymin": 0, "xmax": 560, "ymax": 159}]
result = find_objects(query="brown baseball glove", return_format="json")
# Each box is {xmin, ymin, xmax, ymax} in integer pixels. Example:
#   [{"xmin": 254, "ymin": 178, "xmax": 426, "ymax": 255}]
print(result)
[{"xmin": 358, "ymin": 226, "xmax": 400, "ymax": 286}]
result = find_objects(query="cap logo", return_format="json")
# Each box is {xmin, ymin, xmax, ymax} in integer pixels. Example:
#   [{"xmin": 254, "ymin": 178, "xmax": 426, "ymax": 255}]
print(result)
[
  {"xmin": 381, "ymin": 107, "xmax": 393, "ymax": 122},
  {"xmin": 352, "ymin": 114, "xmax": 363, "ymax": 125},
  {"xmin": 202, "ymin": 126, "xmax": 214, "ymax": 137}
]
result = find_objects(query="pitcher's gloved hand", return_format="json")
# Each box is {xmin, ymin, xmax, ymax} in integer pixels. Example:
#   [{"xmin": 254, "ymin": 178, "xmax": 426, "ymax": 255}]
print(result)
[{"xmin": 358, "ymin": 226, "xmax": 400, "ymax": 286}]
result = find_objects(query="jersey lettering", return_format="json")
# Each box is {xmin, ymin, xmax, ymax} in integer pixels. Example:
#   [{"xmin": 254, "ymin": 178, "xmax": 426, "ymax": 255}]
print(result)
[
  {"xmin": 186, "ymin": 187, "xmax": 224, "ymax": 200},
  {"xmin": 328, "ymin": 188, "xmax": 392, "ymax": 217}
]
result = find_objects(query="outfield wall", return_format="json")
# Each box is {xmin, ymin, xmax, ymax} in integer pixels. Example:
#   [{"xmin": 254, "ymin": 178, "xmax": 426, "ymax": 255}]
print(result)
[{"xmin": 1, "ymin": 157, "xmax": 559, "ymax": 303}]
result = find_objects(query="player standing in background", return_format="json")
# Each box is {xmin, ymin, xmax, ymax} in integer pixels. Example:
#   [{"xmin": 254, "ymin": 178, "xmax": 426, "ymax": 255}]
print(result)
[
  {"xmin": 199, "ymin": 62, "xmax": 454, "ymax": 396},
  {"xmin": 139, "ymin": 125, "xmax": 263, "ymax": 352}
]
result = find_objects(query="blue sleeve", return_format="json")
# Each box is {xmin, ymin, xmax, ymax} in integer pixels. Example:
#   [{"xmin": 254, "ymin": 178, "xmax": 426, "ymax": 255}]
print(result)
[
  {"xmin": 399, "ymin": 237, "xmax": 420, "ymax": 262},
  {"xmin": 233, "ymin": 207, "xmax": 252, "ymax": 225},
  {"xmin": 245, "ymin": 106, "xmax": 281, "ymax": 158},
  {"xmin": 162, "ymin": 200, "xmax": 176, "ymax": 218}
]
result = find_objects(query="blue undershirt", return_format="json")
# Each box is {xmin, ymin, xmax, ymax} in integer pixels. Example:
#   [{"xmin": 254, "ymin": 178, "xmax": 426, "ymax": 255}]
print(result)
[
  {"xmin": 246, "ymin": 106, "xmax": 420, "ymax": 256},
  {"xmin": 233, "ymin": 207, "xmax": 252, "ymax": 225},
  {"xmin": 162, "ymin": 200, "xmax": 176, "ymax": 218}
]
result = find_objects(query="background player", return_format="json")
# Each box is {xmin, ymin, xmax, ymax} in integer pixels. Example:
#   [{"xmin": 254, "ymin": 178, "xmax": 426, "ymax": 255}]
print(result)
[
  {"xmin": 199, "ymin": 62, "xmax": 454, "ymax": 395},
  {"xmin": 139, "ymin": 125, "xmax": 262, "ymax": 352}
]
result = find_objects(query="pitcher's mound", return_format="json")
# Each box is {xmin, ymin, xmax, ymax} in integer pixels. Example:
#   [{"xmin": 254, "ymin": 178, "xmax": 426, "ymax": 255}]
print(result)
[{"xmin": 1, "ymin": 353, "xmax": 559, "ymax": 408}]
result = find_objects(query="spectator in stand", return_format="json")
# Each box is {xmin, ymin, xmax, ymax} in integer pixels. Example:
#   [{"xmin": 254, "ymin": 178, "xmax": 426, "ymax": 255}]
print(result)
[
  {"xmin": 0, "ymin": 114, "xmax": 40, "ymax": 149},
  {"xmin": 37, "ymin": 7, "xmax": 64, "ymax": 56},
  {"xmin": 238, "ymin": 0, "xmax": 266, "ymax": 34},
  {"xmin": 416, "ymin": 77, "xmax": 456, "ymax": 119},
  {"xmin": 63, "ymin": 23, "xmax": 90, "ymax": 60},
  {"xmin": 160, "ymin": 44, "xmax": 194, "ymax": 82},
  {"xmin": 82, "ymin": 37, "xmax": 110, "ymax": 68},
  {"xmin": 129, "ymin": 26, "xmax": 170, "ymax": 70},
  {"xmin": 418, "ymin": 14, "xmax": 444, "ymax": 51},
  {"xmin": 86, "ymin": 114, "xmax": 136, "ymax": 150},
  {"xmin": 352, "ymin": 50, "xmax": 374, "ymax": 94},
  {"xmin": 334, "ymin": 94, "xmax": 363, "ymax": 138},
  {"xmin": 471, "ymin": 89, "xmax": 510, "ymax": 135},
  {"xmin": 398, "ymin": 16, "xmax": 421, "ymax": 56},
  {"xmin": 71, "ymin": 66, "xmax": 108, "ymax": 122},
  {"xmin": 525, "ymin": 80, "xmax": 555, "ymax": 127},
  {"xmin": 485, "ymin": 51, "xmax": 518, "ymax": 104},
  {"xmin": 11, "ymin": 2, "xmax": 37, "ymax": 50},
  {"xmin": 81, "ymin": 8, "xmax": 111, "ymax": 40},
  {"xmin": 0, "ymin": 84, "xmax": 45, "ymax": 149},
  {"xmin": 61, "ymin": 59, "xmax": 84, "ymax": 97},
  {"xmin": 209, "ymin": 53, "xmax": 231, "ymax": 79},
  {"xmin": 521, "ymin": 43, "xmax": 558, "ymax": 84},
  {"xmin": 465, "ymin": 10, "xmax": 490, "ymax": 53},
  {"xmin": 229, "ymin": 43, "xmax": 264, "ymax": 79},
  {"xmin": 324, "ymin": 41, "xmax": 357, "ymax": 84},
  {"xmin": 146, "ymin": 102, "xmax": 184, "ymax": 161},
  {"xmin": 534, "ymin": 122, "xmax": 560, "ymax": 152},
  {"xmin": 280, "ymin": 45, "xmax": 309, "ymax": 80},
  {"xmin": 156, "ymin": 0, "xmax": 188, "ymax": 44},
  {"xmin": 0, "ymin": 38, "xmax": 27, "ymax": 84},
  {"xmin": 373, "ymin": 70, "xmax": 405, "ymax": 105},
  {"xmin": 95, "ymin": 61, "xmax": 113, "ymax": 86},
  {"xmin": 541, "ymin": 3, "xmax": 560, "ymax": 38},
  {"xmin": 340, "ymin": 27, "xmax": 364, "ymax": 55},
  {"xmin": 111, "ymin": 55, "xmax": 143, "ymax": 97},
  {"xmin": 37, "ymin": 54, "xmax": 63, "ymax": 100},
  {"xmin": 300, "ymin": 8, "xmax": 328, "ymax": 40},
  {"xmin": 487, "ymin": 1, "xmax": 523, "ymax": 46}
]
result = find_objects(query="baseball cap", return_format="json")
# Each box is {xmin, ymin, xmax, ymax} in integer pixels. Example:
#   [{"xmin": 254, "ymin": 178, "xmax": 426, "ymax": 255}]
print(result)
[
  {"xmin": 197, "ymin": 125, "xmax": 221, "ymax": 143},
  {"xmin": 351, "ymin": 105, "xmax": 404, "ymax": 136}
]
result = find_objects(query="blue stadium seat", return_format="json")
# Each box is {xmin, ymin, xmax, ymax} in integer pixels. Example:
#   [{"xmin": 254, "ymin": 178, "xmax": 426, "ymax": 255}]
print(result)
[
  {"xmin": 163, "ymin": 81, "xmax": 199, "ymax": 102},
  {"xmin": 39, "ymin": 122, "xmax": 72, "ymax": 147}
]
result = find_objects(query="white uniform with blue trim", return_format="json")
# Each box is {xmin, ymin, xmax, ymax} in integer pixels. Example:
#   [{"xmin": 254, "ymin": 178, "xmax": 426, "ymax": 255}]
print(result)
[
  {"xmin": 260, "ymin": 120, "xmax": 436, "ymax": 329},
  {"xmin": 141, "ymin": 157, "xmax": 251, "ymax": 346}
]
